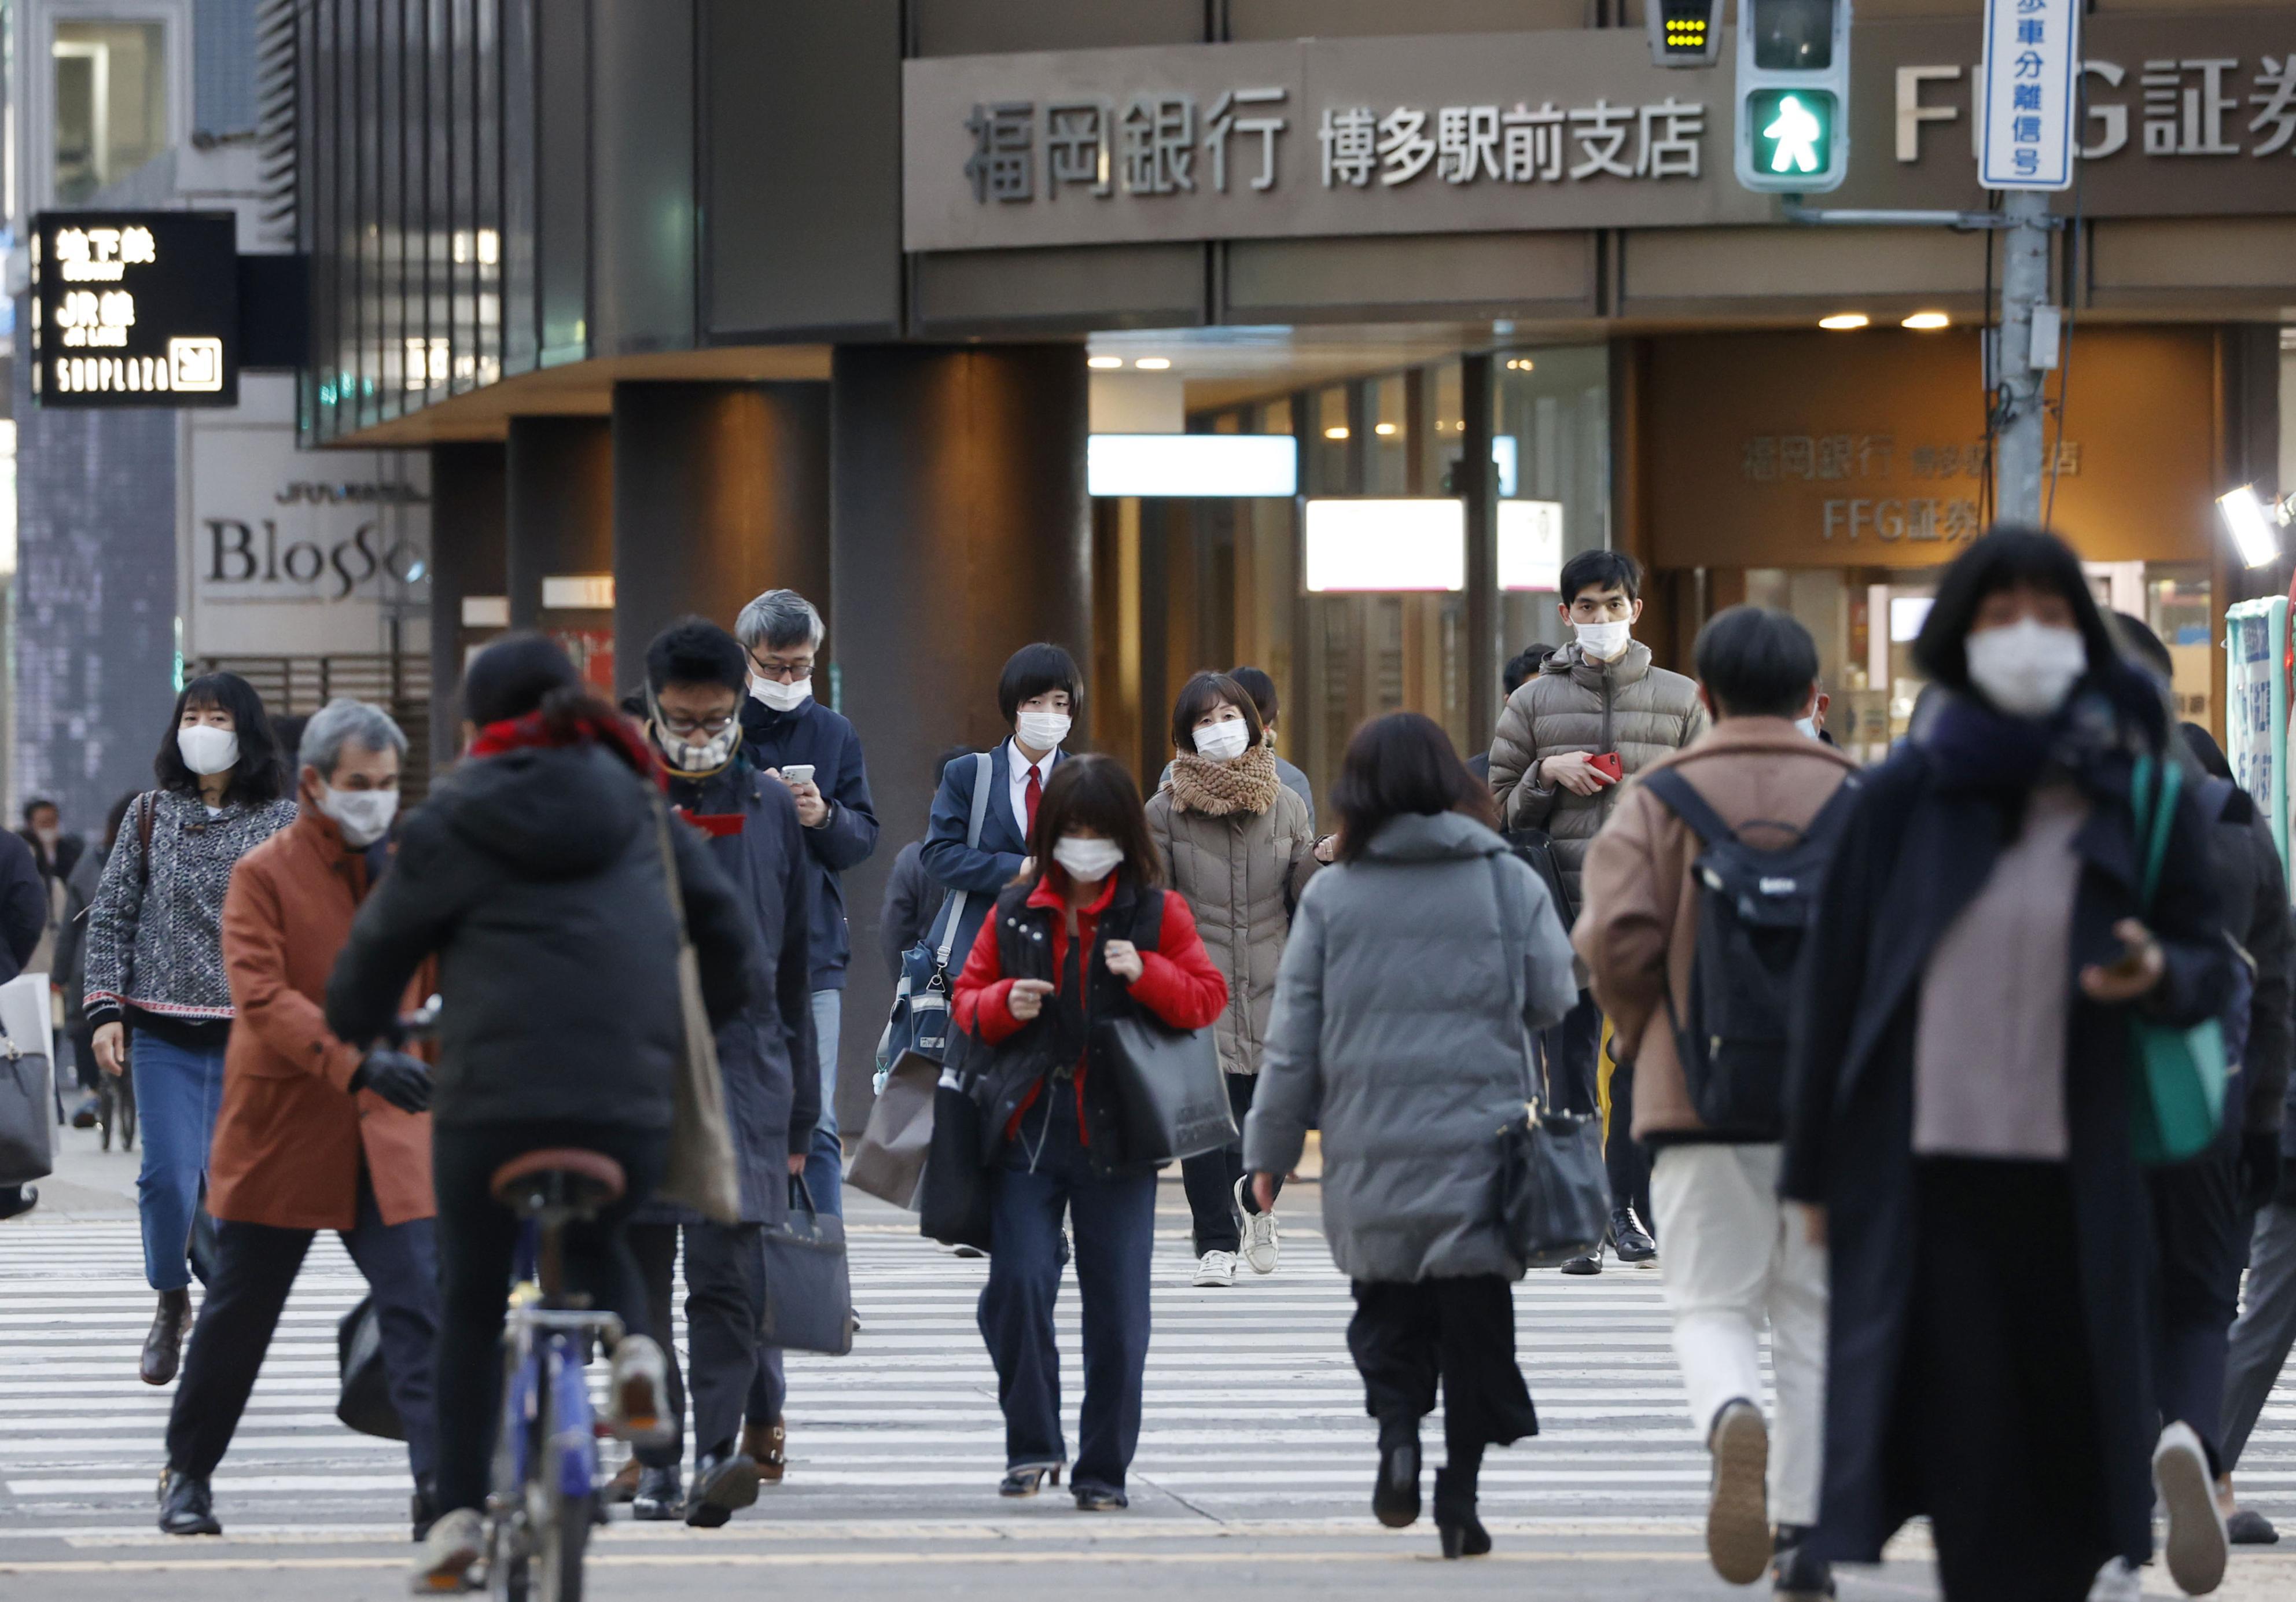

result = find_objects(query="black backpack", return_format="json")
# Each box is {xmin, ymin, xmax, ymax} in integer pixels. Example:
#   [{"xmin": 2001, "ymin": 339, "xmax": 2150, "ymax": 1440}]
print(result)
[{"xmin": 1638, "ymin": 768, "xmax": 1861, "ymax": 1139}]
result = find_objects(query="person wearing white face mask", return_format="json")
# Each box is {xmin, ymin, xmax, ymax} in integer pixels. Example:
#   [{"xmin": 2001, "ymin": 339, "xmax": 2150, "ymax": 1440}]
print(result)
[
  {"xmin": 951, "ymin": 755, "xmax": 1230, "ymax": 1508},
  {"xmin": 1780, "ymin": 528, "xmax": 2236, "ymax": 1602},
  {"xmin": 1145, "ymin": 673, "xmax": 1319, "ymax": 1287},
  {"xmin": 157, "ymin": 698, "xmax": 443, "ymax": 1541},
  {"xmin": 921, "ymin": 642, "xmax": 1086, "ymax": 1066},
  {"xmin": 735, "ymin": 588, "xmax": 879, "ymax": 1227},
  {"xmin": 1487, "ymin": 550, "xmax": 1709, "ymax": 1275},
  {"xmin": 81, "ymin": 672, "xmax": 297, "ymax": 1395}
]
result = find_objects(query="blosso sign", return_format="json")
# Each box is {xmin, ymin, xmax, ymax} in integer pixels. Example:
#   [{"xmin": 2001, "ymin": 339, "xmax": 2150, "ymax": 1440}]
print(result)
[{"xmin": 186, "ymin": 411, "xmax": 430, "ymax": 658}]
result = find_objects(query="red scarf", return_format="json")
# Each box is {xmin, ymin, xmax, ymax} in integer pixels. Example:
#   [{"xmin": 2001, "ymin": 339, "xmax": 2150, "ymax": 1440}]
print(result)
[{"xmin": 468, "ymin": 708, "xmax": 664, "ymax": 787}]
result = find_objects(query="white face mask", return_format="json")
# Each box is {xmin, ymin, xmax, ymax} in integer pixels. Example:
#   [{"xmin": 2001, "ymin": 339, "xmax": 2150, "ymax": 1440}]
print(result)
[
  {"xmin": 1194, "ymin": 719, "xmax": 1252, "ymax": 761},
  {"xmin": 32, "ymin": 826, "xmax": 58, "ymax": 847},
  {"xmin": 1964, "ymin": 618, "xmax": 2088, "ymax": 720},
  {"xmin": 318, "ymin": 783, "xmax": 399, "ymax": 848},
  {"xmin": 655, "ymin": 718, "xmax": 739, "ymax": 775},
  {"xmin": 177, "ymin": 724, "xmax": 240, "ymax": 776},
  {"xmin": 749, "ymin": 675, "xmax": 812, "ymax": 714},
  {"xmin": 1052, "ymin": 835, "xmax": 1125, "ymax": 882},
  {"xmin": 1795, "ymin": 717, "xmax": 1822, "ymax": 741},
  {"xmin": 1015, "ymin": 709, "xmax": 1072, "ymax": 752},
  {"xmin": 1573, "ymin": 619, "xmax": 1632, "ymax": 662}
]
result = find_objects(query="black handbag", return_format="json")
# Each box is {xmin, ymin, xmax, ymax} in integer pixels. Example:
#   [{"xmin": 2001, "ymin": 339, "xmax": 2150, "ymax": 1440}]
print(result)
[
  {"xmin": 759, "ymin": 1177, "xmax": 855, "ymax": 1357},
  {"xmin": 1503, "ymin": 827, "xmax": 1575, "ymax": 926},
  {"xmin": 1093, "ymin": 1014, "xmax": 1236, "ymax": 1168},
  {"xmin": 0, "ymin": 1037, "xmax": 51, "ymax": 1185},
  {"xmin": 334, "ymin": 1296, "xmax": 406, "ymax": 1441},
  {"xmin": 1484, "ymin": 857, "xmax": 1606, "ymax": 1268},
  {"xmin": 917, "ymin": 1066, "xmax": 994, "ymax": 1253}
]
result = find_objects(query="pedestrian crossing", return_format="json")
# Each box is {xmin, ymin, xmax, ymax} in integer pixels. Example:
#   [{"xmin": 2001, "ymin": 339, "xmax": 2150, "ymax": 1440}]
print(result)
[{"xmin": 4, "ymin": 1189, "xmax": 2294, "ymax": 1540}]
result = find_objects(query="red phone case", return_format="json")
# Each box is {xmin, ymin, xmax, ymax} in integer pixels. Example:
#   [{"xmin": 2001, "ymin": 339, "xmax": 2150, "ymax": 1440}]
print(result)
[{"xmin": 1590, "ymin": 752, "xmax": 1624, "ymax": 782}]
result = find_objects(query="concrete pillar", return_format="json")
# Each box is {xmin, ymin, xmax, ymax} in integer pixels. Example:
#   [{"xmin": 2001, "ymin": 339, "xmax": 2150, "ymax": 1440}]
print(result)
[
  {"xmin": 505, "ymin": 415, "xmax": 617, "ymax": 691},
  {"xmin": 610, "ymin": 381, "xmax": 830, "ymax": 670},
  {"xmin": 426, "ymin": 442, "xmax": 507, "ymax": 772},
  {"xmin": 828, "ymin": 344, "xmax": 1090, "ymax": 1132}
]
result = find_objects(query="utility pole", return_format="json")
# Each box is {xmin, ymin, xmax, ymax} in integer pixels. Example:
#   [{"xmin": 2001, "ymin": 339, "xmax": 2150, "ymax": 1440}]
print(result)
[{"xmin": 1992, "ymin": 188, "xmax": 2053, "ymax": 526}]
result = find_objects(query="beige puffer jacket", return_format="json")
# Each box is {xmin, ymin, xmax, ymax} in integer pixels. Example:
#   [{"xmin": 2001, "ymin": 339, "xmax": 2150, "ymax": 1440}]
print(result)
[
  {"xmin": 1485, "ymin": 640, "xmax": 1709, "ymax": 905},
  {"xmin": 1146, "ymin": 757, "xmax": 1318, "ymax": 1077}
]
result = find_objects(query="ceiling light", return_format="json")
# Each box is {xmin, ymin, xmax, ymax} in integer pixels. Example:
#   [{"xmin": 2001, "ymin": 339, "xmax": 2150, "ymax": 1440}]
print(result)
[
  {"xmin": 1902, "ymin": 311, "xmax": 1951, "ymax": 330},
  {"xmin": 1819, "ymin": 313, "xmax": 1870, "ymax": 331},
  {"xmin": 1503, "ymin": 357, "xmax": 1536, "ymax": 371},
  {"xmin": 1374, "ymin": 422, "xmax": 1397, "ymax": 436},
  {"xmin": 1324, "ymin": 426, "xmax": 1349, "ymax": 440},
  {"xmin": 2219, "ymin": 485, "xmax": 2284, "ymax": 569},
  {"xmin": 1133, "ymin": 356, "xmax": 1171, "ymax": 370},
  {"xmin": 1086, "ymin": 355, "xmax": 1124, "ymax": 370}
]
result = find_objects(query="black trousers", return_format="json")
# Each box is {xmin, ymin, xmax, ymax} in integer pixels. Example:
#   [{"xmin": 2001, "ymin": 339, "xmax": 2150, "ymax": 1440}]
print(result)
[
  {"xmin": 630, "ymin": 1220, "xmax": 777, "ymax": 1468},
  {"xmin": 430, "ymin": 1119, "xmax": 667, "ymax": 1516},
  {"xmin": 1540, "ymin": 991, "xmax": 1601, "ymax": 1115},
  {"xmin": 166, "ymin": 1169, "xmax": 439, "ymax": 1485},
  {"xmin": 1606, "ymin": 1059, "xmax": 1653, "ymax": 1228},
  {"xmin": 1179, "ymin": 1073, "xmax": 1276, "ymax": 1255},
  {"xmin": 2148, "ymin": 1137, "xmax": 2245, "ymax": 1475},
  {"xmin": 1348, "ymin": 1276, "xmax": 1538, "ymax": 1486},
  {"xmin": 1905, "ymin": 1159, "xmax": 2113, "ymax": 1602}
]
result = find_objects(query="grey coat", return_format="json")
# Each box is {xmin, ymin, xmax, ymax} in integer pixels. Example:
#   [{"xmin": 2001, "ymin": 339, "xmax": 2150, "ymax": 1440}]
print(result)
[{"xmin": 1243, "ymin": 811, "xmax": 1577, "ymax": 1284}]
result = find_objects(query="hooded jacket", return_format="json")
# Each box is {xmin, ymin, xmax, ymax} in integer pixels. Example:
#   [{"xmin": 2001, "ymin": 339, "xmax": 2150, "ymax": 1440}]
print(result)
[
  {"xmin": 325, "ymin": 741, "xmax": 755, "ymax": 1130},
  {"xmin": 1486, "ymin": 640, "xmax": 1709, "ymax": 904}
]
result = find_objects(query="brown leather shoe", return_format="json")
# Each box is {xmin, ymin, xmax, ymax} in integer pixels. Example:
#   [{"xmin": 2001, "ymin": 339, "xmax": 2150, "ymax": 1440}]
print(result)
[
  {"xmin": 741, "ymin": 1419, "xmax": 786, "ymax": 1485},
  {"xmin": 141, "ymin": 1289, "xmax": 192, "ymax": 1386},
  {"xmin": 604, "ymin": 1457, "xmax": 642, "ymax": 1504}
]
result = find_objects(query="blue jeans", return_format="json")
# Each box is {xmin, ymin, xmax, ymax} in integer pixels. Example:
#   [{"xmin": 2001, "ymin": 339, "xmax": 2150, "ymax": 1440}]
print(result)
[
  {"xmin": 131, "ymin": 1031, "xmax": 229, "ymax": 1292},
  {"xmin": 978, "ymin": 1089, "xmax": 1157, "ymax": 1494},
  {"xmin": 805, "ymin": 989, "xmax": 844, "ymax": 1219}
]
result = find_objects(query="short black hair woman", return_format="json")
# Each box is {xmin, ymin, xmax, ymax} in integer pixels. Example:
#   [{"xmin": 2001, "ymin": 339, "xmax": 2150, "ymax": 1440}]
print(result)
[
  {"xmin": 1780, "ymin": 528, "xmax": 2235, "ymax": 1600},
  {"xmin": 325, "ymin": 631, "xmax": 760, "ymax": 1590},
  {"xmin": 1147, "ymin": 672, "xmax": 1318, "ymax": 1287},
  {"xmin": 80, "ymin": 671, "xmax": 296, "ymax": 1388},
  {"xmin": 950, "ymin": 753, "xmax": 1228, "ymax": 1510},
  {"xmin": 1245, "ymin": 712, "xmax": 1578, "ymax": 1557}
]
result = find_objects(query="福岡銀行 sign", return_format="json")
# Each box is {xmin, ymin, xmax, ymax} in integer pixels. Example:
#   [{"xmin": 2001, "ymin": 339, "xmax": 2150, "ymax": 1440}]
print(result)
[{"xmin": 30, "ymin": 211, "xmax": 240, "ymax": 408}]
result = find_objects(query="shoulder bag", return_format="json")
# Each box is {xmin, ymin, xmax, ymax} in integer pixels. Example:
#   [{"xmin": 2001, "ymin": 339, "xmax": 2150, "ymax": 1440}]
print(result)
[
  {"xmin": 1088, "ymin": 886, "xmax": 1234, "ymax": 1167},
  {"xmin": 649, "ymin": 797, "xmax": 743, "ymax": 1225},
  {"xmin": 2126, "ymin": 753, "xmax": 2229, "ymax": 1167},
  {"xmin": 334, "ymin": 1295, "xmax": 406, "ymax": 1440},
  {"xmin": 1488, "ymin": 857, "xmax": 1607, "ymax": 1268},
  {"xmin": 759, "ymin": 1176, "xmax": 855, "ymax": 1356},
  {"xmin": 880, "ymin": 752, "xmax": 995, "ymax": 1067},
  {"xmin": 847, "ymin": 1049, "xmax": 939, "ymax": 1210}
]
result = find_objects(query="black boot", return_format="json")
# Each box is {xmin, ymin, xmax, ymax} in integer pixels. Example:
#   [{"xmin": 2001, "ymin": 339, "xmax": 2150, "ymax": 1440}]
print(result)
[
  {"xmin": 1611, "ymin": 1207, "xmax": 1657, "ymax": 1264},
  {"xmin": 1433, "ymin": 1465, "xmax": 1491, "ymax": 1559},
  {"xmin": 140, "ymin": 1288, "xmax": 191, "ymax": 1386},
  {"xmin": 157, "ymin": 1467, "xmax": 222, "ymax": 1536},
  {"xmin": 1772, "ymin": 1524, "xmax": 1835, "ymax": 1600},
  {"xmin": 1372, "ymin": 1416, "xmax": 1421, "ymax": 1529},
  {"xmin": 411, "ymin": 1477, "xmax": 440, "ymax": 1542}
]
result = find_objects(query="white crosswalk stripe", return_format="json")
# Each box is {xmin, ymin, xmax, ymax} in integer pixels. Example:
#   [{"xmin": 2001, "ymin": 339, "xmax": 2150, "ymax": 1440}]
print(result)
[{"xmin": 4, "ymin": 1194, "xmax": 2294, "ymax": 1539}]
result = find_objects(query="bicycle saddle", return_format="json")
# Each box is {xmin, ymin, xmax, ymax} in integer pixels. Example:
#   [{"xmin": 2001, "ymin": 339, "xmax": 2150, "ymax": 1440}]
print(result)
[{"xmin": 489, "ymin": 1148, "xmax": 627, "ymax": 1217}]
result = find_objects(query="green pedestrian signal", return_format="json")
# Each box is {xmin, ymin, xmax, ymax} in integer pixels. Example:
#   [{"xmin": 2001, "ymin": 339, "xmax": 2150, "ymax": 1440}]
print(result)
[
  {"xmin": 1749, "ymin": 90, "xmax": 1835, "ymax": 177},
  {"xmin": 1734, "ymin": 0, "xmax": 1853, "ymax": 193}
]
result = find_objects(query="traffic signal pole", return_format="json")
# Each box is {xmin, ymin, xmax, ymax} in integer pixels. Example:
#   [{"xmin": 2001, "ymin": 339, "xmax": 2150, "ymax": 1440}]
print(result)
[{"xmin": 1992, "ymin": 188, "xmax": 2054, "ymax": 526}]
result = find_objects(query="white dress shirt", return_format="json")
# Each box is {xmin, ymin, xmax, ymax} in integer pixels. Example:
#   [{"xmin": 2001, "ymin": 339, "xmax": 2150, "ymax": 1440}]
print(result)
[{"xmin": 1006, "ymin": 739, "xmax": 1058, "ymax": 841}]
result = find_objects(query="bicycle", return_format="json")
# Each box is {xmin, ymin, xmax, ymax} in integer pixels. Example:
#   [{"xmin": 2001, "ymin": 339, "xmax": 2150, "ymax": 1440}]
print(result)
[{"xmin": 465, "ymin": 1148, "xmax": 632, "ymax": 1602}]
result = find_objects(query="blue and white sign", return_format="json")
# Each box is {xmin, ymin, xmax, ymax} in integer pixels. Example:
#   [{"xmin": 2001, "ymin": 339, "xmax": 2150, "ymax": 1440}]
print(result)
[{"xmin": 1977, "ymin": 0, "xmax": 2082, "ymax": 190}]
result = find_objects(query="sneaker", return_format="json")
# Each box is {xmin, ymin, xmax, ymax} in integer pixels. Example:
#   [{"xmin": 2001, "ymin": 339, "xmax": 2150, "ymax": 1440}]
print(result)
[
  {"xmin": 410, "ymin": 1506, "xmax": 483, "ymax": 1593},
  {"xmin": 631, "ymin": 1463, "xmax": 683, "ymax": 1521},
  {"xmin": 2087, "ymin": 1557, "xmax": 2143, "ymax": 1602},
  {"xmin": 2154, "ymin": 1421, "xmax": 2228, "ymax": 1595},
  {"xmin": 605, "ymin": 1334, "xmax": 675, "ymax": 1449},
  {"xmin": 1612, "ymin": 1208, "xmax": 1657, "ymax": 1265},
  {"xmin": 1234, "ymin": 1177, "xmax": 1279, "ymax": 1275},
  {"xmin": 1193, "ymin": 1250, "xmax": 1237, "ymax": 1287},
  {"xmin": 2228, "ymin": 1507, "xmax": 2280, "ymax": 1544},
  {"xmin": 1706, "ymin": 1400, "xmax": 1771, "ymax": 1585}
]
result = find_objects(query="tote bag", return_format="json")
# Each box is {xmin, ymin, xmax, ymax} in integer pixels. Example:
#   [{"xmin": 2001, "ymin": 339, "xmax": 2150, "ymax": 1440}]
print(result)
[
  {"xmin": 649, "ymin": 800, "xmax": 743, "ymax": 1225},
  {"xmin": 0, "ymin": 973, "xmax": 54, "ymax": 1185},
  {"xmin": 847, "ymin": 1049, "xmax": 939, "ymax": 1209},
  {"xmin": 2126, "ymin": 754, "xmax": 2229, "ymax": 1167}
]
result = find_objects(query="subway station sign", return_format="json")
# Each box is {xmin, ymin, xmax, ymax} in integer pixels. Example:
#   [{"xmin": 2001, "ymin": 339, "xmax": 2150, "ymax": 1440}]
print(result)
[
  {"xmin": 904, "ymin": 13, "xmax": 2296, "ymax": 252},
  {"xmin": 30, "ymin": 211, "xmax": 240, "ymax": 408}
]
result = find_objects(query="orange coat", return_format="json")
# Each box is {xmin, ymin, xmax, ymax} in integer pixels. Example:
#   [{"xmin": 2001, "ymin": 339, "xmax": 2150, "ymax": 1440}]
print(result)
[{"xmin": 208, "ymin": 808, "xmax": 433, "ymax": 1229}]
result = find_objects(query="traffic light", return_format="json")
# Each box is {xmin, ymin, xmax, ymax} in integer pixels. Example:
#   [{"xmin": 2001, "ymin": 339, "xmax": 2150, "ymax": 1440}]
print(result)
[
  {"xmin": 1647, "ymin": 0, "xmax": 1723, "ymax": 68},
  {"xmin": 1734, "ymin": 0, "xmax": 1853, "ymax": 193}
]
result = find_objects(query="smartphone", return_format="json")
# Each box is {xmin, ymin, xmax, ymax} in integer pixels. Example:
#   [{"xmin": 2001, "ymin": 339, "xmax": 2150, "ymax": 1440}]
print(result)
[
  {"xmin": 780, "ymin": 764, "xmax": 816, "ymax": 787},
  {"xmin": 1589, "ymin": 752, "xmax": 1624, "ymax": 783}
]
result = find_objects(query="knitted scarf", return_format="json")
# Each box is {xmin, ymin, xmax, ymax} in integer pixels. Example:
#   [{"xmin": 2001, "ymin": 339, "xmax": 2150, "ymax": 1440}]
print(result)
[
  {"xmin": 1168, "ymin": 744, "xmax": 1281, "ymax": 817},
  {"xmin": 469, "ymin": 707, "xmax": 664, "ymax": 786}
]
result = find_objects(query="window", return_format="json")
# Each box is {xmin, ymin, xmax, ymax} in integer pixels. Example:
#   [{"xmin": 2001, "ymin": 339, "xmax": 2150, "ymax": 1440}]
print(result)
[{"xmin": 53, "ymin": 21, "xmax": 168, "ymax": 204}]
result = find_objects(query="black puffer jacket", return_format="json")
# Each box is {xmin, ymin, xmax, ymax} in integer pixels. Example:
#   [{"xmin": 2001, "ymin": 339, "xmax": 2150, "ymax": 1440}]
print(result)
[{"xmin": 325, "ymin": 742, "xmax": 755, "ymax": 1129}]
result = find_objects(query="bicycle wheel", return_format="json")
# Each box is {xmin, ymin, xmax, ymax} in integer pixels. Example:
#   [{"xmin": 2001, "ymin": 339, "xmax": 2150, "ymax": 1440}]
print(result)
[{"xmin": 533, "ymin": 1491, "xmax": 593, "ymax": 1602}]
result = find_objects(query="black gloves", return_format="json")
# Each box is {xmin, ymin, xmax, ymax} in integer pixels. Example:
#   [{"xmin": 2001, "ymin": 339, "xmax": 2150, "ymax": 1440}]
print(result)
[
  {"xmin": 2239, "ymin": 1129, "xmax": 2284, "ymax": 1216},
  {"xmin": 351, "ymin": 1048, "xmax": 433, "ymax": 1115}
]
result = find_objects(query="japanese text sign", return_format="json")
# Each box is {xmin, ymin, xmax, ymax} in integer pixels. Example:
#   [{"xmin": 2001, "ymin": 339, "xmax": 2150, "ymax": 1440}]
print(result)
[
  {"xmin": 31, "ymin": 211, "xmax": 240, "ymax": 408},
  {"xmin": 1978, "ymin": 0, "xmax": 2082, "ymax": 189}
]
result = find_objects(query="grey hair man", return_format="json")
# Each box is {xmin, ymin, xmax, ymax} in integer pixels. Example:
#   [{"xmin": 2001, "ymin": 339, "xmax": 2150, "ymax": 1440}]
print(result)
[{"xmin": 734, "ymin": 590, "xmax": 880, "ymax": 1225}]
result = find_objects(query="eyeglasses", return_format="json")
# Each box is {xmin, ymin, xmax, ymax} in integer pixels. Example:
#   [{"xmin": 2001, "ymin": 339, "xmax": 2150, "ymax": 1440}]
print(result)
[
  {"xmin": 748, "ymin": 654, "xmax": 814, "ymax": 684},
  {"xmin": 658, "ymin": 710, "xmax": 736, "ymax": 738}
]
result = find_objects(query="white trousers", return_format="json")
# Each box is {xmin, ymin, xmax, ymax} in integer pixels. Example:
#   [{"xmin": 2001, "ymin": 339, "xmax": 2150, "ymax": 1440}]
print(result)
[{"xmin": 1649, "ymin": 1142, "xmax": 1828, "ymax": 1528}]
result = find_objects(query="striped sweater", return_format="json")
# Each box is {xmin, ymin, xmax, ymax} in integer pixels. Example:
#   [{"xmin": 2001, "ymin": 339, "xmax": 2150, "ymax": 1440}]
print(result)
[{"xmin": 82, "ymin": 790, "xmax": 297, "ymax": 1030}]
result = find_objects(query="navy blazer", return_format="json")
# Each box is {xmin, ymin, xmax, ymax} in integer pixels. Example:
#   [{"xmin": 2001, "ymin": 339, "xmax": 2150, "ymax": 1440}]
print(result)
[{"xmin": 919, "ymin": 743, "xmax": 1064, "ymax": 982}]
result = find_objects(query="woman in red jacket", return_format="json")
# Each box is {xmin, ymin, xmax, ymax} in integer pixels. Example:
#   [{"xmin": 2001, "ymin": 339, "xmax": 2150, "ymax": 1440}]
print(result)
[{"xmin": 952, "ymin": 754, "xmax": 1227, "ymax": 1510}]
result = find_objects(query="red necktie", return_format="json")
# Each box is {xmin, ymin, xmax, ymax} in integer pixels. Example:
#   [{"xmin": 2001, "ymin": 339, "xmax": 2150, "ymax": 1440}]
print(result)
[{"xmin": 1025, "ymin": 767, "xmax": 1042, "ymax": 837}]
